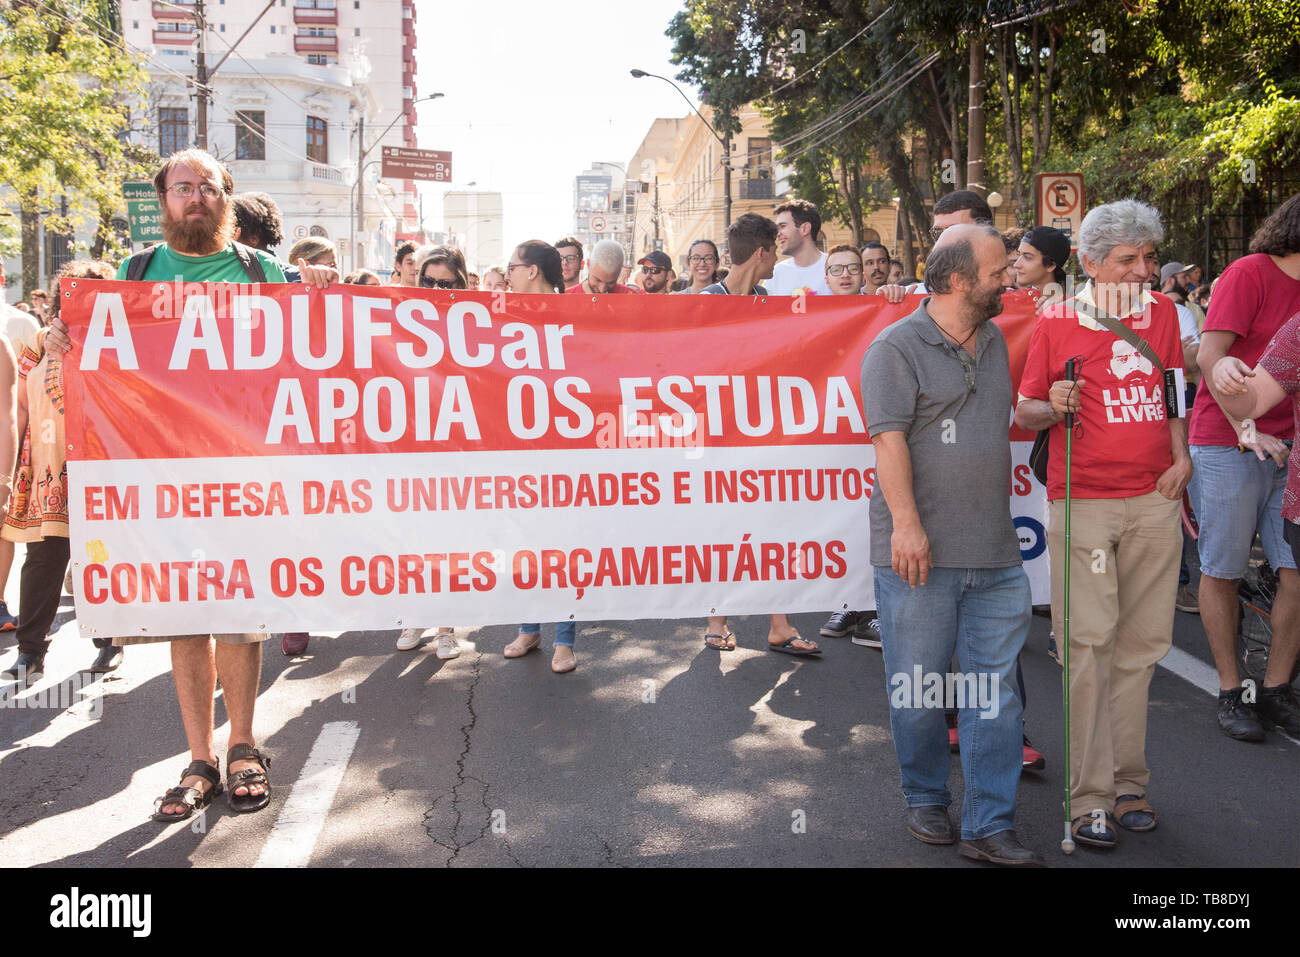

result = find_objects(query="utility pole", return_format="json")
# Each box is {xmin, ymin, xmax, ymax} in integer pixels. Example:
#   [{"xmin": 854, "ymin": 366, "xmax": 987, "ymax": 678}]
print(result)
[
  {"xmin": 653, "ymin": 175, "xmax": 660, "ymax": 248},
  {"xmin": 194, "ymin": 0, "xmax": 208, "ymax": 149},
  {"xmin": 723, "ymin": 134, "xmax": 732, "ymax": 227},
  {"xmin": 355, "ymin": 114, "xmax": 365, "ymax": 270}
]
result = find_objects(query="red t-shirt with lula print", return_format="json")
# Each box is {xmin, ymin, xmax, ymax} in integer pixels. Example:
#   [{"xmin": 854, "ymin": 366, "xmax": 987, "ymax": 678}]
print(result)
[
  {"xmin": 1258, "ymin": 314, "xmax": 1300, "ymax": 522},
  {"xmin": 1018, "ymin": 293, "xmax": 1184, "ymax": 501}
]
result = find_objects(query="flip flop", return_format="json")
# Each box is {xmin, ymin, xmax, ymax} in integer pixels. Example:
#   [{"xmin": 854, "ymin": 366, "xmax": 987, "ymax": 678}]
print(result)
[
  {"xmin": 768, "ymin": 635, "xmax": 821, "ymax": 657},
  {"xmin": 704, "ymin": 632, "xmax": 732, "ymax": 651}
]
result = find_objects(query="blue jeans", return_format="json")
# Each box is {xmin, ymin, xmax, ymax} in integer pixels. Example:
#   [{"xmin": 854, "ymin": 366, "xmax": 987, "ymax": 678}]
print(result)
[
  {"xmin": 519, "ymin": 622, "xmax": 575, "ymax": 647},
  {"xmin": 874, "ymin": 564, "xmax": 1030, "ymax": 839}
]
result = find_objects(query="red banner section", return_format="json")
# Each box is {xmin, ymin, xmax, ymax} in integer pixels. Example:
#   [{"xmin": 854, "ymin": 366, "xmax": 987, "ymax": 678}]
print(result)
[{"xmin": 60, "ymin": 281, "xmax": 1044, "ymax": 636}]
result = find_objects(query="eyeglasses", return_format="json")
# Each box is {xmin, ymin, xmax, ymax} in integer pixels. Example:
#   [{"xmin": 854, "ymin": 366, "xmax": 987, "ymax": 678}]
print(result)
[
  {"xmin": 166, "ymin": 183, "xmax": 224, "ymax": 200},
  {"xmin": 688, "ymin": 255, "xmax": 717, "ymax": 265},
  {"xmin": 956, "ymin": 349, "xmax": 977, "ymax": 393},
  {"xmin": 641, "ymin": 266, "xmax": 665, "ymax": 275},
  {"xmin": 827, "ymin": 263, "xmax": 863, "ymax": 277},
  {"xmin": 420, "ymin": 275, "xmax": 459, "ymax": 289},
  {"xmin": 559, "ymin": 254, "xmax": 582, "ymax": 265}
]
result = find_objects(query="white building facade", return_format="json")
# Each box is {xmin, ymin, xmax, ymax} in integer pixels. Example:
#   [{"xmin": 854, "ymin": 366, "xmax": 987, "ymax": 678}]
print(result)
[{"xmin": 5, "ymin": 0, "xmax": 422, "ymax": 288}]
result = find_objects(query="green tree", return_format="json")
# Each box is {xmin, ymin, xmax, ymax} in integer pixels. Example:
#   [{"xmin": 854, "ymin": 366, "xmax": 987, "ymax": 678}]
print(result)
[{"xmin": 0, "ymin": 0, "xmax": 151, "ymax": 295}]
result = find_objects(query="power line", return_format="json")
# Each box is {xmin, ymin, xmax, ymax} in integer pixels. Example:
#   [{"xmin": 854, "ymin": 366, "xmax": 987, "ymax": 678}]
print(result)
[
  {"xmin": 30, "ymin": 0, "xmax": 213, "ymax": 92},
  {"xmin": 769, "ymin": 44, "xmax": 921, "ymax": 150},
  {"xmin": 758, "ymin": 4, "xmax": 895, "ymax": 102}
]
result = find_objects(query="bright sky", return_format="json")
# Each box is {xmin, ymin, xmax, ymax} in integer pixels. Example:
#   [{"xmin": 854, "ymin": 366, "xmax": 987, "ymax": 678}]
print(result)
[{"xmin": 409, "ymin": 0, "xmax": 700, "ymax": 253}]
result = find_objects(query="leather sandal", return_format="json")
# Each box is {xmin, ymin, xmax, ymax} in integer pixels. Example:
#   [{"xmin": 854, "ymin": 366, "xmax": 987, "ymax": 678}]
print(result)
[
  {"xmin": 1115, "ymin": 794, "xmax": 1157, "ymax": 832},
  {"xmin": 1071, "ymin": 810, "xmax": 1118, "ymax": 848},
  {"xmin": 152, "ymin": 758, "xmax": 222, "ymax": 823},
  {"xmin": 226, "ymin": 744, "xmax": 272, "ymax": 814}
]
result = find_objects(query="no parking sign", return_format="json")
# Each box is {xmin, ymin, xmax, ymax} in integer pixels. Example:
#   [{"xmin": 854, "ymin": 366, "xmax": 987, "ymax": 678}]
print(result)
[{"xmin": 1036, "ymin": 173, "xmax": 1085, "ymax": 251}]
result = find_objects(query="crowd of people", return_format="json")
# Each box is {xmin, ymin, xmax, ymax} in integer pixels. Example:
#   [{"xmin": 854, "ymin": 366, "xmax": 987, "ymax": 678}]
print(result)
[{"xmin": 1, "ymin": 146, "xmax": 1297, "ymax": 867}]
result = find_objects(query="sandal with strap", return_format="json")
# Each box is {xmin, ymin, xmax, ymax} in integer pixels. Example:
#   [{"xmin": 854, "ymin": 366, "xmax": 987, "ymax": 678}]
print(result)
[
  {"xmin": 1114, "ymin": 794, "xmax": 1157, "ymax": 832},
  {"xmin": 226, "ymin": 743, "xmax": 272, "ymax": 814},
  {"xmin": 152, "ymin": 758, "xmax": 222, "ymax": 823}
]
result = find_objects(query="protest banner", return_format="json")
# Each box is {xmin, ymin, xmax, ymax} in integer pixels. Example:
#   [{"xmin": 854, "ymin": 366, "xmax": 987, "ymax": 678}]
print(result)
[{"xmin": 60, "ymin": 280, "xmax": 1045, "ymax": 638}]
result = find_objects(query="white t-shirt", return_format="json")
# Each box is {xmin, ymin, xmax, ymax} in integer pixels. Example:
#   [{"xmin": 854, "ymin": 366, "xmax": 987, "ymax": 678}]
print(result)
[
  {"xmin": 767, "ymin": 252, "xmax": 832, "ymax": 297},
  {"xmin": 1175, "ymin": 302, "xmax": 1199, "ymax": 343},
  {"xmin": 1, "ymin": 303, "xmax": 39, "ymax": 357}
]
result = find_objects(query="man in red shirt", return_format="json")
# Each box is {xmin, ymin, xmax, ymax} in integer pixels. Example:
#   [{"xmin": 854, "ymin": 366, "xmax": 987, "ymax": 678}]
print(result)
[
  {"xmin": 1191, "ymin": 193, "xmax": 1300, "ymax": 740},
  {"xmin": 565, "ymin": 240, "xmax": 642, "ymax": 295},
  {"xmin": 1015, "ymin": 200, "xmax": 1191, "ymax": 851}
]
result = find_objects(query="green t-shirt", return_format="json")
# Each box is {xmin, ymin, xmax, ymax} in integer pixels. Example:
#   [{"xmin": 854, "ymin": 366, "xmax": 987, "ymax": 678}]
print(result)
[{"xmin": 116, "ymin": 243, "xmax": 287, "ymax": 283}]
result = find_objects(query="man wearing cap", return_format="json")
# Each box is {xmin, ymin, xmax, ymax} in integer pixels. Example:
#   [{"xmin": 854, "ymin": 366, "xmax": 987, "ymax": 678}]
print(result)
[
  {"xmin": 1013, "ymin": 226, "xmax": 1071, "ymax": 308},
  {"xmin": 638, "ymin": 251, "xmax": 674, "ymax": 294}
]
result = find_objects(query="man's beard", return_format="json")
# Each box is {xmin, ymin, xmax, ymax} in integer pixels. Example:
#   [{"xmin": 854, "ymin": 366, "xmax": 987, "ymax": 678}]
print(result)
[
  {"xmin": 162, "ymin": 201, "xmax": 235, "ymax": 255},
  {"xmin": 966, "ymin": 283, "xmax": 1005, "ymax": 324}
]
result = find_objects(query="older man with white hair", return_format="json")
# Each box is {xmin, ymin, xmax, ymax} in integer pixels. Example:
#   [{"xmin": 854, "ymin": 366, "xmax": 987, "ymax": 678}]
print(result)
[
  {"xmin": 566, "ymin": 239, "xmax": 642, "ymax": 295},
  {"xmin": 1015, "ymin": 199, "xmax": 1191, "ymax": 851}
]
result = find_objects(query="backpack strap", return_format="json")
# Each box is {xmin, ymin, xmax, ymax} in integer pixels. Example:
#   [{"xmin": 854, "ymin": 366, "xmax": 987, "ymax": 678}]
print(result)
[
  {"xmin": 124, "ymin": 246, "xmax": 158, "ymax": 282},
  {"xmin": 230, "ymin": 241, "xmax": 269, "ymax": 283}
]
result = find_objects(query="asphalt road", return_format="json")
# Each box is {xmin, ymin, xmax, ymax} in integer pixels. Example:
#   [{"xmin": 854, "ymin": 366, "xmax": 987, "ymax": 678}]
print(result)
[{"xmin": 1, "ymin": 579, "xmax": 1296, "ymax": 869}]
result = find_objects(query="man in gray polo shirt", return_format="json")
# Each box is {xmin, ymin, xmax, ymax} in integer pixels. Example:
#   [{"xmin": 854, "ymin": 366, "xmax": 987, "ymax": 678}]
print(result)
[{"xmin": 862, "ymin": 223, "xmax": 1040, "ymax": 866}]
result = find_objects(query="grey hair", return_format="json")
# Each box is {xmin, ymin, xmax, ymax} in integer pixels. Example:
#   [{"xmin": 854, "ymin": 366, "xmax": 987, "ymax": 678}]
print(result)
[
  {"xmin": 1077, "ymin": 199, "xmax": 1164, "ymax": 268},
  {"xmin": 589, "ymin": 239, "xmax": 625, "ymax": 275},
  {"xmin": 924, "ymin": 223, "xmax": 1001, "ymax": 294}
]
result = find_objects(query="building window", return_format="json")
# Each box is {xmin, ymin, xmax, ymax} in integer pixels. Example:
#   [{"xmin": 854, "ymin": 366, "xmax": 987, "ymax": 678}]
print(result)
[
  {"xmin": 306, "ymin": 53, "xmax": 327, "ymax": 65},
  {"xmin": 159, "ymin": 107, "xmax": 188, "ymax": 156},
  {"xmin": 747, "ymin": 137, "xmax": 772, "ymax": 178},
  {"xmin": 235, "ymin": 110, "xmax": 266, "ymax": 160},
  {"xmin": 132, "ymin": 19, "xmax": 138, "ymax": 28},
  {"xmin": 354, "ymin": 27, "xmax": 359, "ymax": 35},
  {"xmin": 304, "ymin": 26, "xmax": 335, "ymax": 36},
  {"xmin": 220, "ymin": 23, "xmax": 226, "ymax": 31},
  {"xmin": 156, "ymin": 21, "xmax": 194, "ymax": 33},
  {"xmin": 306, "ymin": 115, "xmax": 328, "ymax": 164}
]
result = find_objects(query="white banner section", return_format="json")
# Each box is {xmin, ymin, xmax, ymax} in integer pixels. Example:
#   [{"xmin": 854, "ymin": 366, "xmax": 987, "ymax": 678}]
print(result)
[{"xmin": 69, "ymin": 444, "xmax": 1048, "ymax": 637}]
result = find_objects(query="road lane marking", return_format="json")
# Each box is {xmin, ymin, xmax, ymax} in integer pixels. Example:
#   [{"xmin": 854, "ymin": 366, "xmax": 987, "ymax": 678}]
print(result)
[{"xmin": 254, "ymin": 720, "xmax": 360, "ymax": 867}]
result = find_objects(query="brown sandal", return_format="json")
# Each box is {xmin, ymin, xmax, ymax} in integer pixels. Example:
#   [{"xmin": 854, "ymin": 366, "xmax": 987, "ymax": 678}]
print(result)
[
  {"xmin": 226, "ymin": 744, "xmax": 271, "ymax": 814},
  {"xmin": 152, "ymin": 759, "xmax": 222, "ymax": 822},
  {"xmin": 1114, "ymin": 794, "xmax": 1157, "ymax": 832}
]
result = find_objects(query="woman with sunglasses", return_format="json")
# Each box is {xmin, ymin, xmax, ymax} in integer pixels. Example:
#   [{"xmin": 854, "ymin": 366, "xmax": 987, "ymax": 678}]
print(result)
[
  {"xmin": 672, "ymin": 239, "xmax": 721, "ymax": 294},
  {"xmin": 501, "ymin": 241, "xmax": 578, "ymax": 671},
  {"xmin": 418, "ymin": 245, "xmax": 469, "ymax": 290},
  {"xmin": 395, "ymin": 245, "xmax": 470, "ymax": 658}
]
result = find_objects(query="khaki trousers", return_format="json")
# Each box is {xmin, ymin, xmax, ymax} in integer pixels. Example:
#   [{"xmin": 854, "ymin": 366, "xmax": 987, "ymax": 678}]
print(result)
[{"xmin": 1049, "ymin": 490, "xmax": 1181, "ymax": 817}]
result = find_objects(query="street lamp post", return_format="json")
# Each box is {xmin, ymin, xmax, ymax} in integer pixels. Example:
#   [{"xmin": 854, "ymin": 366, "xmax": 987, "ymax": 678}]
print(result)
[
  {"xmin": 630, "ymin": 69, "xmax": 731, "ymax": 227},
  {"xmin": 351, "ymin": 93, "xmax": 444, "ymax": 273}
]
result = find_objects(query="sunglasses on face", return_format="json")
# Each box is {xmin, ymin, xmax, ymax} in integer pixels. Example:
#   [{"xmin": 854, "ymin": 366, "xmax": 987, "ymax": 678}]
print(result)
[
  {"xmin": 420, "ymin": 275, "xmax": 458, "ymax": 289},
  {"xmin": 641, "ymin": 266, "xmax": 665, "ymax": 275},
  {"xmin": 929, "ymin": 225, "xmax": 947, "ymax": 241}
]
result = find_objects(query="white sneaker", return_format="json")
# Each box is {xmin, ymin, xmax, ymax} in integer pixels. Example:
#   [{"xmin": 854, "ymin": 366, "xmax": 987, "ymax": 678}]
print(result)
[
  {"xmin": 435, "ymin": 633, "xmax": 460, "ymax": 660},
  {"xmin": 396, "ymin": 627, "xmax": 426, "ymax": 651}
]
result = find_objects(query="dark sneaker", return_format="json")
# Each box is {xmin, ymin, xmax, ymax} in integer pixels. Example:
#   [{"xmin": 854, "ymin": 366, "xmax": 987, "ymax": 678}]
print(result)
[
  {"xmin": 281, "ymin": 632, "xmax": 310, "ymax": 656},
  {"xmin": 850, "ymin": 616, "xmax": 882, "ymax": 648},
  {"xmin": 1217, "ymin": 687, "xmax": 1265, "ymax": 742},
  {"xmin": 819, "ymin": 610, "xmax": 859, "ymax": 638},
  {"xmin": 1022, "ymin": 735, "xmax": 1045, "ymax": 771},
  {"xmin": 1175, "ymin": 585, "xmax": 1200, "ymax": 614},
  {"xmin": 1257, "ymin": 684, "xmax": 1300, "ymax": 736},
  {"xmin": 1, "ymin": 651, "xmax": 45, "ymax": 686},
  {"xmin": 0, "ymin": 600, "xmax": 15, "ymax": 632}
]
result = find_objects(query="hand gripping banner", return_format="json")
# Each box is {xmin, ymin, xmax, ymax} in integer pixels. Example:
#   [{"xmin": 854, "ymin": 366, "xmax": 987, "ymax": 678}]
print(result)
[{"xmin": 60, "ymin": 279, "xmax": 1046, "ymax": 638}]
